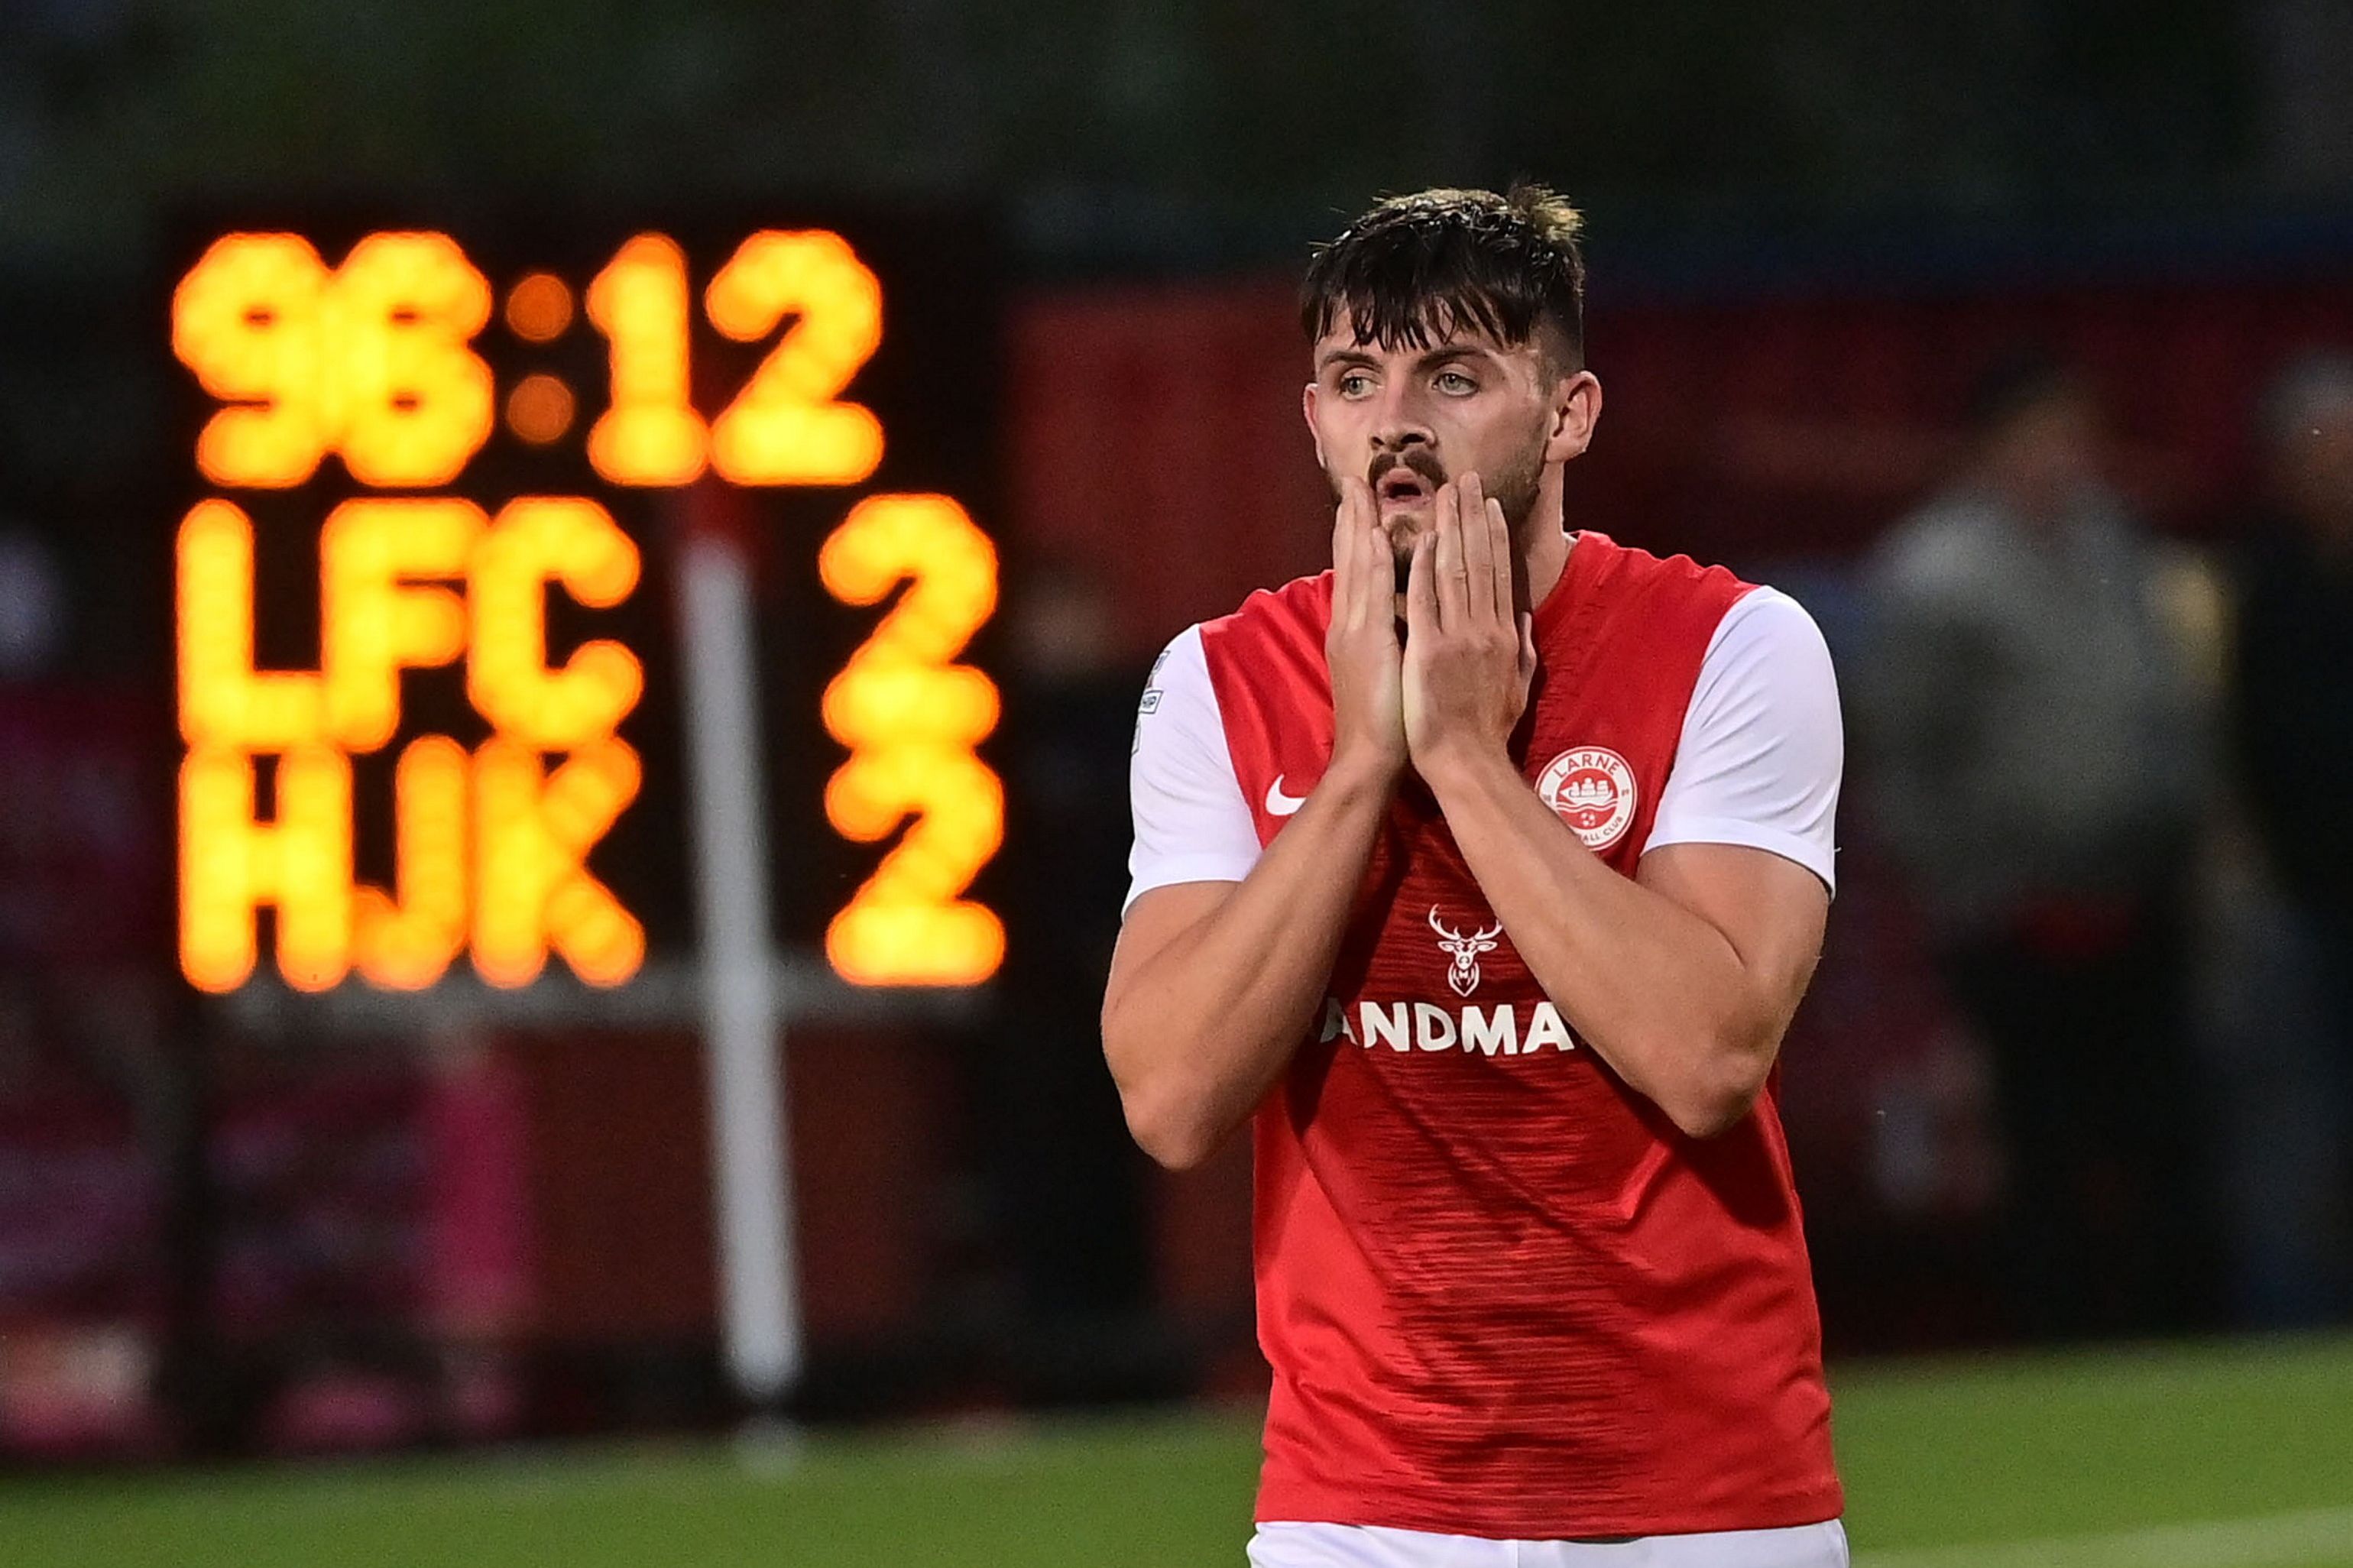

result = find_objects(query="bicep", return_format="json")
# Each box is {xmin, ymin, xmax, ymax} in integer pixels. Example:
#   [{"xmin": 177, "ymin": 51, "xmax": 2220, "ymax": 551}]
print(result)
[
  {"xmin": 1637, "ymin": 841, "xmax": 1828, "ymax": 1022},
  {"xmin": 1106, "ymin": 880, "xmax": 1240, "ymax": 1014}
]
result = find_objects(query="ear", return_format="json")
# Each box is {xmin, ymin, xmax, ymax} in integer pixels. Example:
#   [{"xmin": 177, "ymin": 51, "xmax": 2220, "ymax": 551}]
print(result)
[
  {"xmin": 1542, "ymin": 371, "xmax": 1603, "ymax": 465},
  {"xmin": 1302, "ymin": 381, "xmax": 1327, "ymax": 470}
]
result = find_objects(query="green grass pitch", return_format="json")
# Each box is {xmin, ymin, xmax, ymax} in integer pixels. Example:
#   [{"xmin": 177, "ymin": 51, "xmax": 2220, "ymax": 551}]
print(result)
[{"xmin": 4, "ymin": 1335, "xmax": 2349, "ymax": 1566}]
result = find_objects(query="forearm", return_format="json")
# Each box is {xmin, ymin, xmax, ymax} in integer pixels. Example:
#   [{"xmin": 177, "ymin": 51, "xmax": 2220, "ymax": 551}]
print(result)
[
  {"xmin": 1104, "ymin": 754, "xmax": 1392, "ymax": 1168},
  {"xmin": 1424, "ymin": 750, "xmax": 1789, "ymax": 1136}
]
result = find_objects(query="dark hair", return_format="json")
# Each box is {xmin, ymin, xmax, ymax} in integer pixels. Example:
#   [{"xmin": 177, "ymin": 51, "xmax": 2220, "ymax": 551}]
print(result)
[
  {"xmin": 1963, "ymin": 343, "xmax": 2077, "ymax": 436},
  {"xmin": 1300, "ymin": 183, "xmax": 1587, "ymax": 373}
]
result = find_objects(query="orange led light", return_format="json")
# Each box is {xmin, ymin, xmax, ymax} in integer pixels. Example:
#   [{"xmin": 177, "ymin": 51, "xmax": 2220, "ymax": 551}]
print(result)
[
  {"xmin": 177, "ymin": 481, "xmax": 647, "ymax": 992},
  {"xmin": 352, "ymin": 734, "xmax": 469, "ymax": 990},
  {"xmin": 504, "ymin": 272, "xmax": 574, "ymax": 342},
  {"xmin": 586, "ymin": 234, "xmax": 708, "ymax": 485},
  {"xmin": 331, "ymin": 232, "xmax": 495, "ymax": 487},
  {"xmin": 321, "ymin": 498, "xmax": 483, "ymax": 751},
  {"xmin": 818, "ymin": 491, "xmax": 1000, "ymax": 661},
  {"xmin": 816, "ymin": 494, "xmax": 1004, "ymax": 986},
  {"xmin": 467, "ymin": 497, "xmax": 643, "ymax": 749},
  {"xmin": 506, "ymin": 373, "xmax": 576, "ymax": 444},
  {"xmin": 821, "ymin": 654, "xmax": 999, "ymax": 750},
  {"xmin": 705, "ymin": 230, "xmax": 885, "ymax": 486},
  {"xmin": 173, "ymin": 224, "xmax": 971, "ymax": 995},
  {"xmin": 177, "ymin": 499, "xmax": 326, "ymax": 749},
  {"xmin": 472, "ymin": 737, "xmax": 644, "ymax": 988},
  {"xmin": 172, "ymin": 234, "xmax": 335, "ymax": 488},
  {"xmin": 827, "ymin": 897, "xmax": 1006, "ymax": 989},
  {"xmin": 171, "ymin": 232, "xmax": 493, "ymax": 489},
  {"xmin": 180, "ymin": 746, "xmax": 355, "ymax": 993}
]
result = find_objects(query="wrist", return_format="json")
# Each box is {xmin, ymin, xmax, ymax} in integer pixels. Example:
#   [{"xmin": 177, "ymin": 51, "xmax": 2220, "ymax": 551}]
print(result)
[
  {"xmin": 1413, "ymin": 736, "xmax": 1517, "ymax": 803},
  {"xmin": 1324, "ymin": 740, "xmax": 1405, "ymax": 801}
]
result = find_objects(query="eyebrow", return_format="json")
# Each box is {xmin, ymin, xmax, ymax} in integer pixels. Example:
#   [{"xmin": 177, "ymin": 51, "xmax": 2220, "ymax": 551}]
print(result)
[{"xmin": 1317, "ymin": 342, "xmax": 1501, "ymax": 376}]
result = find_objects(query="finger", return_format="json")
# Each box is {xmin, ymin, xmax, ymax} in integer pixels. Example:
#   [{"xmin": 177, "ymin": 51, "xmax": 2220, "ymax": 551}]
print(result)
[
  {"xmin": 1432, "ymin": 481, "xmax": 1467, "ymax": 633},
  {"xmin": 1360, "ymin": 506, "xmax": 1397, "ymax": 643},
  {"xmin": 1518, "ymin": 610, "xmax": 1538, "ymax": 683},
  {"xmin": 1405, "ymin": 530, "xmax": 1437, "ymax": 642},
  {"xmin": 1487, "ymin": 497, "xmax": 1515, "ymax": 623},
  {"xmin": 1334, "ymin": 476, "xmax": 1372, "ymax": 622},
  {"xmin": 1458, "ymin": 471, "xmax": 1496, "ymax": 627},
  {"xmin": 1340, "ymin": 473, "xmax": 1375, "ymax": 534}
]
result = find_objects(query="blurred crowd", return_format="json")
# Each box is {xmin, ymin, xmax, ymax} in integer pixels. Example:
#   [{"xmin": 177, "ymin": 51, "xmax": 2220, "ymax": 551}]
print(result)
[{"xmin": 1852, "ymin": 347, "xmax": 2353, "ymax": 1336}]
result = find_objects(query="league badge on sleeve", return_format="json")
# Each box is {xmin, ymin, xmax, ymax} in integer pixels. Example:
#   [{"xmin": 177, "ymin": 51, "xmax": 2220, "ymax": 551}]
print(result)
[{"xmin": 1535, "ymin": 747, "xmax": 1636, "ymax": 851}]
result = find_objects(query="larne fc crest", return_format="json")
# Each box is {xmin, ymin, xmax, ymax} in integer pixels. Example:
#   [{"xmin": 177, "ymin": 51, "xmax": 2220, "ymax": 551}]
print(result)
[{"xmin": 1536, "ymin": 746, "xmax": 1636, "ymax": 851}]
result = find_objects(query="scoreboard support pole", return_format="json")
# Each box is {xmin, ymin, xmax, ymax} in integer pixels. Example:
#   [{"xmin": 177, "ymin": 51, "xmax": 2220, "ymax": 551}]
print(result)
[{"xmin": 676, "ymin": 515, "xmax": 802, "ymax": 1407}]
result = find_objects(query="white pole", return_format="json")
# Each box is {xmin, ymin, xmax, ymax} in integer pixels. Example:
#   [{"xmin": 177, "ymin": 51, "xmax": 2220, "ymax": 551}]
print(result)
[{"xmin": 676, "ymin": 523, "xmax": 799, "ymax": 1404}]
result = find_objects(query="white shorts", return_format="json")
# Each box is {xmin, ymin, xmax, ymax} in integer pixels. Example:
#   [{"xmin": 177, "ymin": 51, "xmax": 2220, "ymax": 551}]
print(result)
[{"xmin": 1247, "ymin": 1520, "xmax": 1849, "ymax": 1568}]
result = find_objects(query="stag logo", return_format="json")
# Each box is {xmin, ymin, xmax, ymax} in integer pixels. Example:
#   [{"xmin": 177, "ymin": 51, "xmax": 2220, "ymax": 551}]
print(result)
[{"xmin": 1428, "ymin": 907, "xmax": 1503, "ymax": 997}]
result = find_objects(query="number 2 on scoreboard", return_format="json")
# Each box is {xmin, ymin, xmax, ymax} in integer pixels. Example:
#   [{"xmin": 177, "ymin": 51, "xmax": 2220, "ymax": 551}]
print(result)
[{"xmin": 817, "ymin": 494, "xmax": 1005, "ymax": 986}]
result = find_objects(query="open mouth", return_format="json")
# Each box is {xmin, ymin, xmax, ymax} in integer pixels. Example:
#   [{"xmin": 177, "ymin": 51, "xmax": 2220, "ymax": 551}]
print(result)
[{"xmin": 1375, "ymin": 468, "xmax": 1436, "ymax": 507}]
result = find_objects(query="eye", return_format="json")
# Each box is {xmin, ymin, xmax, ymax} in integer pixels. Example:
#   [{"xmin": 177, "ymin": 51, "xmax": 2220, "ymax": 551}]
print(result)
[
  {"xmin": 1337, "ymin": 371, "xmax": 1373, "ymax": 398},
  {"xmin": 1435, "ymin": 369, "xmax": 1477, "ymax": 395}
]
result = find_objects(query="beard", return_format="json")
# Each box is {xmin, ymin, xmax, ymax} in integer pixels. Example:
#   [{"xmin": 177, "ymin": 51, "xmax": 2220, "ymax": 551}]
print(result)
[
  {"xmin": 1327, "ymin": 421, "xmax": 1551, "ymax": 585},
  {"xmin": 1464, "ymin": 435, "xmax": 1546, "ymax": 534}
]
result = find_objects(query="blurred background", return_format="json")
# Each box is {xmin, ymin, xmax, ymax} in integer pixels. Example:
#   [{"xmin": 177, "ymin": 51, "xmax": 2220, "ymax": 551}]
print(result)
[{"xmin": 3, "ymin": 1, "xmax": 2353, "ymax": 1563}]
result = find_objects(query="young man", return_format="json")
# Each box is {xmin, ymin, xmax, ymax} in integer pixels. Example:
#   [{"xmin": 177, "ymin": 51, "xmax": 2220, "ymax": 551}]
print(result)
[{"xmin": 1102, "ymin": 186, "xmax": 1847, "ymax": 1566}]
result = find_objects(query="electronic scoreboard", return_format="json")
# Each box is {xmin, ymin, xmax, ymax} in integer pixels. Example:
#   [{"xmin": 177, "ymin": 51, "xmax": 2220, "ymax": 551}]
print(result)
[{"xmin": 169, "ymin": 217, "xmax": 1005, "ymax": 996}]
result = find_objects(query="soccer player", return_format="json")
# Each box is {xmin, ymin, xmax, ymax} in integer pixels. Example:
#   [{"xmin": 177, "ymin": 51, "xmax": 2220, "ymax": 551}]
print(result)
[{"xmin": 1101, "ymin": 186, "xmax": 1848, "ymax": 1566}]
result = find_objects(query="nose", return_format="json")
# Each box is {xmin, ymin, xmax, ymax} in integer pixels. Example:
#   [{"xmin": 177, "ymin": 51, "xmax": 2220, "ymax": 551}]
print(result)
[{"xmin": 1370, "ymin": 382, "xmax": 1435, "ymax": 456}]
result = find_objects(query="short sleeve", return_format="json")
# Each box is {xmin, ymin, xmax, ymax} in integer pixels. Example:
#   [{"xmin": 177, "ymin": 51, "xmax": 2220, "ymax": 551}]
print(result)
[
  {"xmin": 1641, "ymin": 588, "xmax": 1844, "ymax": 893},
  {"xmin": 1123, "ymin": 625, "xmax": 1262, "ymax": 914}
]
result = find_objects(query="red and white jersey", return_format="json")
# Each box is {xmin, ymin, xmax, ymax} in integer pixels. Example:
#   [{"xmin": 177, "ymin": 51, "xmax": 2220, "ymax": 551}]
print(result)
[{"xmin": 1124, "ymin": 532, "xmax": 1845, "ymax": 1541}]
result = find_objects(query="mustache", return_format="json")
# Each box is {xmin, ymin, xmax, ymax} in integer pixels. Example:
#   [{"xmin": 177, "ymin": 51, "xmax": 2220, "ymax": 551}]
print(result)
[{"xmin": 1367, "ymin": 449, "xmax": 1446, "ymax": 490}]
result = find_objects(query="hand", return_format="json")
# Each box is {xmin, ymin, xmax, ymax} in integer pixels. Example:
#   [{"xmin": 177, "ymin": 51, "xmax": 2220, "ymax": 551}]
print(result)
[
  {"xmin": 1402, "ymin": 472, "xmax": 1537, "ymax": 784},
  {"xmin": 1326, "ymin": 475, "xmax": 1408, "ymax": 781}
]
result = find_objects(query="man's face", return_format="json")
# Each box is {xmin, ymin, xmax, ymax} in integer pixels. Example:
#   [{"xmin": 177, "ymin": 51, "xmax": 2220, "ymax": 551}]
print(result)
[
  {"xmin": 1304, "ymin": 317, "xmax": 1562, "ymax": 570},
  {"xmin": 1981, "ymin": 387, "xmax": 2103, "ymax": 523}
]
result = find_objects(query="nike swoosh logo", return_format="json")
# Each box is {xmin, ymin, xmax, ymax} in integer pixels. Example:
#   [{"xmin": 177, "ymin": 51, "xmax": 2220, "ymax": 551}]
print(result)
[{"xmin": 1265, "ymin": 776, "xmax": 1306, "ymax": 816}]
